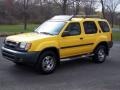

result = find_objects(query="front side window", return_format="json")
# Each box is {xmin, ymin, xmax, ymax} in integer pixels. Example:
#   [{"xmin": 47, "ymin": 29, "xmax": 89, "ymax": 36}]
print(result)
[
  {"xmin": 99, "ymin": 21, "xmax": 110, "ymax": 32},
  {"xmin": 64, "ymin": 23, "xmax": 81, "ymax": 36},
  {"xmin": 35, "ymin": 21, "xmax": 65, "ymax": 35},
  {"xmin": 83, "ymin": 21, "xmax": 97, "ymax": 34}
]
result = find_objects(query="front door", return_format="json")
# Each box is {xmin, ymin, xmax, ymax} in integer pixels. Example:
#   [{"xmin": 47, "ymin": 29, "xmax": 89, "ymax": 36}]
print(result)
[{"xmin": 59, "ymin": 22, "xmax": 85, "ymax": 58}]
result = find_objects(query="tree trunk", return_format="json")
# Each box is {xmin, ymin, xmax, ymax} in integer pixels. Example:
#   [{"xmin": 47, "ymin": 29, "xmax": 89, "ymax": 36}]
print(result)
[
  {"xmin": 111, "ymin": 12, "xmax": 114, "ymax": 28},
  {"xmin": 24, "ymin": 13, "xmax": 27, "ymax": 30},
  {"xmin": 23, "ymin": 0, "xmax": 28, "ymax": 30},
  {"xmin": 75, "ymin": 2, "xmax": 79, "ymax": 15},
  {"xmin": 62, "ymin": 0, "xmax": 67, "ymax": 15},
  {"xmin": 100, "ymin": 0, "xmax": 105, "ymax": 18}
]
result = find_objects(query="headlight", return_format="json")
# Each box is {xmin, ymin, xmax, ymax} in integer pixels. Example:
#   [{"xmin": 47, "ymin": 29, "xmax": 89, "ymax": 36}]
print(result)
[{"xmin": 19, "ymin": 42, "xmax": 32, "ymax": 51}]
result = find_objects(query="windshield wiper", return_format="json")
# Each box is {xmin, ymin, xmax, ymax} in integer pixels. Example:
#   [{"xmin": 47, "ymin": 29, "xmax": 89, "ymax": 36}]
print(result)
[{"xmin": 40, "ymin": 32, "xmax": 54, "ymax": 35}]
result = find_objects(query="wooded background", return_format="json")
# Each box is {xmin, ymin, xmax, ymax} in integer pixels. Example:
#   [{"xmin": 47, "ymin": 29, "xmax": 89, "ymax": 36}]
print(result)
[{"xmin": 0, "ymin": 0, "xmax": 120, "ymax": 29}]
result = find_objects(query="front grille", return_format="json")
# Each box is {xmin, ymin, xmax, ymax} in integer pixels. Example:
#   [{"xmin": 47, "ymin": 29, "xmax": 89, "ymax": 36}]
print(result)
[
  {"xmin": 2, "ymin": 50, "xmax": 15, "ymax": 60},
  {"xmin": 4, "ymin": 40, "xmax": 18, "ymax": 50}
]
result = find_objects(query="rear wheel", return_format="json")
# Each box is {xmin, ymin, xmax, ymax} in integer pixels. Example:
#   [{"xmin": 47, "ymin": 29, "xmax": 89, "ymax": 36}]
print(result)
[
  {"xmin": 36, "ymin": 51, "xmax": 58, "ymax": 74},
  {"xmin": 92, "ymin": 45, "xmax": 107, "ymax": 63}
]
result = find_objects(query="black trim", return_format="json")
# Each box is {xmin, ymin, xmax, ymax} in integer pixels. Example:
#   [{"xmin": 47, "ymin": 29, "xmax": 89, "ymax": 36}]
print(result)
[
  {"xmin": 60, "ymin": 43, "xmax": 94, "ymax": 49},
  {"xmin": 107, "ymin": 41, "xmax": 113, "ymax": 48},
  {"xmin": 61, "ymin": 52, "xmax": 93, "ymax": 59},
  {"xmin": 1, "ymin": 47, "xmax": 40, "ymax": 65}
]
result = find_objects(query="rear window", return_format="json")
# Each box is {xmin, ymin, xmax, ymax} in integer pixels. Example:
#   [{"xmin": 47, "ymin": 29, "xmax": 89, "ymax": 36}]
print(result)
[{"xmin": 98, "ymin": 21, "xmax": 110, "ymax": 32}]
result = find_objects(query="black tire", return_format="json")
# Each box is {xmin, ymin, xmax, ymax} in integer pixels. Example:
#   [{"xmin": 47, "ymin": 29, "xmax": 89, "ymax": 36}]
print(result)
[
  {"xmin": 14, "ymin": 62, "xmax": 24, "ymax": 66},
  {"xmin": 36, "ymin": 51, "xmax": 58, "ymax": 74},
  {"xmin": 92, "ymin": 45, "xmax": 107, "ymax": 63}
]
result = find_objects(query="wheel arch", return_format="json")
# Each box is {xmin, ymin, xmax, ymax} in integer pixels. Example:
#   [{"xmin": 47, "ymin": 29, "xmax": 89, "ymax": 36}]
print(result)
[
  {"xmin": 36, "ymin": 47, "xmax": 60, "ymax": 65},
  {"xmin": 94, "ymin": 41, "xmax": 109, "ymax": 55}
]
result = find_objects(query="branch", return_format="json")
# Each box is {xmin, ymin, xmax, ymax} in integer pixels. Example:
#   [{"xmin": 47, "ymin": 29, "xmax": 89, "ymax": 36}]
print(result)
[{"xmin": 53, "ymin": 0, "xmax": 62, "ymax": 8}]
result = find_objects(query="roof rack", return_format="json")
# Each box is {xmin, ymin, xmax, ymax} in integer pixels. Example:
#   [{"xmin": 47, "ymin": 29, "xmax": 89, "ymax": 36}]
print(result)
[
  {"xmin": 50, "ymin": 15, "xmax": 73, "ymax": 21},
  {"xmin": 49, "ymin": 15, "xmax": 100, "ymax": 21}
]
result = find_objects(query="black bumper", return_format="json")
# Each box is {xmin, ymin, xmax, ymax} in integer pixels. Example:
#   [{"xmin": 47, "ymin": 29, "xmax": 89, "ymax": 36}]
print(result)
[
  {"xmin": 1, "ymin": 47, "xmax": 40, "ymax": 65},
  {"xmin": 108, "ymin": 41, "xmax": 113, "ymax": 48}
]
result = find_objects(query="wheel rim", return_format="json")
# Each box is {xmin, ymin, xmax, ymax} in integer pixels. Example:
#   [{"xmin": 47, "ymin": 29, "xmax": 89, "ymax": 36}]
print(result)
[
  {"xmin": 42, "ymin": 56, "xmax": 55, "ymax": 71},
  {"xmin": 98, "ymin": 48, "xmax": 106, "ymax": 61}
]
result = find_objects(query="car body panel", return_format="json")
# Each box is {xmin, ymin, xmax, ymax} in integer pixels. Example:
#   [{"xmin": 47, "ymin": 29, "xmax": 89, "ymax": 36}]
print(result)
[{"xmin": 2, "ymin": 16, "xmax": 113, "ymax": 63}]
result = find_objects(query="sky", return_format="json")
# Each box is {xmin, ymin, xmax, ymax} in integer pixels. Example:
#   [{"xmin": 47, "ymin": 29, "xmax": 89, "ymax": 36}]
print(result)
[
  {"xmin": 95, "ymin": 0, "xmax": 120, "ymax": 12},
  {"xmin": 96, "ymin": 5, "xmax": 120, "ymax": 12}
]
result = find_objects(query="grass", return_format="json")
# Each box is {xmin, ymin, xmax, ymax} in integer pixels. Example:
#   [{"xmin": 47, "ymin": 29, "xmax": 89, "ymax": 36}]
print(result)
[
  {"xmin": 113, "ymin": 25, "xmax": 120, "ymax": 28},
  {"xmin": 113, "ymin": 32, "xmax": 120, "ymax": 41},
  {"xmin": 0, "ymin": 24, "xmax": 120, "ymax": 41},
  {"xmin": 0, "ymin": 24, "xmax": 39, "ymax": 33}
]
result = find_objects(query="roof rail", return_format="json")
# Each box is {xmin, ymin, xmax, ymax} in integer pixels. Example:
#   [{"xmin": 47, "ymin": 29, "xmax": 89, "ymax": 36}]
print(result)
[
  {"xmin": 73, "ymin": 15, "xmax": 100, "ymax": 19},
  {"xmin": 50, "ymin": 15, "xmax": 74, "ymax": 21},
  {"xmin": 49, "ymin": 15, "xmax": 100, "ymax": 21}
]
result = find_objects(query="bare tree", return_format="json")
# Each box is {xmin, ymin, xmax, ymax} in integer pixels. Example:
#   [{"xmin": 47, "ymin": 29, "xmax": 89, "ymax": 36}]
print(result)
[
  {"xmin": 23, "ymin": 0, "xmax": 28, "ymax": 30},
  {"xmin": 100, "ymin": 0, "xmax": 105, "ymax": 18},
  {"xmin": 105, "ymin": 0, "xmax": 120, "ymax": 27},
  {"xmin": 16, "ymin": 0, "xmax": 33, "ymax": 30},
  {"xmin": 75, "ymin": 0, "xmax": 83, "ymax": 15},
  {"xmin": 54, "ymin": 0, "xmax": 68, "ymax": 14},
  {"xmin": 0, "ymin": 0, "xmax": 120, "ymax": 27},
  {"xmin": 82, "ymin": 0, "xmax": 97, "ymax": 15},
  {"xmin": 71, "ymin": 0, "xmax": 82, "ymax": 15}
]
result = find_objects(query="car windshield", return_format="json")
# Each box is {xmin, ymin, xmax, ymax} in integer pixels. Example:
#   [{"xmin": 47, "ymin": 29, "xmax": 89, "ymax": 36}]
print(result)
[{"xmin": 35, "ymin": 21, "xmax": 65, "ymax": 35}]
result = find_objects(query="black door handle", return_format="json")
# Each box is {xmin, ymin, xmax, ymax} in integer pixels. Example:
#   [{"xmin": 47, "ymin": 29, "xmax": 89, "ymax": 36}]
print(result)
[{"xmin": 80, "ymin": 37, "xmax": 83, "ymax": 40}]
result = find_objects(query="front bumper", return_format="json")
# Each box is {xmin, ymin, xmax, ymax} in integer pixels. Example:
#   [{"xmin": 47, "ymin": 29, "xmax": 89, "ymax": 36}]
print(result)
[
  {"xmin": 108, "ymin": 41, "xmax": 113, "ymax": 48},
  {"xmin": 1, "ymin": 47, "xmax": 39, "ymax": 65}
]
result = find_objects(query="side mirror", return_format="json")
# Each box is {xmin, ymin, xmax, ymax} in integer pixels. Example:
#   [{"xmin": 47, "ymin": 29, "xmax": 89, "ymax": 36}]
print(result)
[{"xmin": 62, "ymin": 31, "xmax": 70, "ymax": 37}]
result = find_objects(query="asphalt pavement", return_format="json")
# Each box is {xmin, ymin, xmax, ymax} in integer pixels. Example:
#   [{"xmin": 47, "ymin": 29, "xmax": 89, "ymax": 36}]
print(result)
[{"xmin": 0, "ymin": 38, "xmax": 120, "ymax": 90}]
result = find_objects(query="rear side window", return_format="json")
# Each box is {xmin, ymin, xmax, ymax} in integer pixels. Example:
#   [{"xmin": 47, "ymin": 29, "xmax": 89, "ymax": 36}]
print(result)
[
  {"xmin": 98, "ymin": 21, "xmax": 110, "ymax": 32},
  {"xmin": 83, "ymin": 21, "xmax": 97, "ymax": 34}
]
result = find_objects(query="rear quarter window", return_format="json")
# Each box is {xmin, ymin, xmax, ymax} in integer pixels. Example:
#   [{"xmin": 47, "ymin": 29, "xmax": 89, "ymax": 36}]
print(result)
[{"xmin": 98, "ymin": 21, "xmax": 110, "ymax": 32}]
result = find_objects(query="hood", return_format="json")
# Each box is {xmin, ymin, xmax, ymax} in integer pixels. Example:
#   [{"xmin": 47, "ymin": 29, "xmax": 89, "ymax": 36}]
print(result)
[{"xmin": 6, "ymin": 32, "xmax": 53, "ymax": 42}]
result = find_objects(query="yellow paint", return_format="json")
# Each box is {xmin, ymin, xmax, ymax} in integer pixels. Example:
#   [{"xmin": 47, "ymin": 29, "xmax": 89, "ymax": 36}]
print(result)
[{"xmin": 6, "ymin": 18, "xmax": 112, "ymax": 58}]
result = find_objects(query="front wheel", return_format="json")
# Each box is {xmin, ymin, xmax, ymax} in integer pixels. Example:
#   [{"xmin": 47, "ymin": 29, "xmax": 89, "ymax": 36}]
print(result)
[
  {"xmin": 36, "ymin": 51, "xmax": 58, "ymax": 74},
  {"xmin": 92, "ymin": 45, "xmax": 107, "ymax": 63}
]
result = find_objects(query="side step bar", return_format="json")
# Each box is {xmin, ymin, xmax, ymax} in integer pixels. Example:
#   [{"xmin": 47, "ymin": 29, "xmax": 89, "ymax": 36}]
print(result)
[{"xmin": 61, "ymin": 53, "xmax": 94, "ymax": 61}]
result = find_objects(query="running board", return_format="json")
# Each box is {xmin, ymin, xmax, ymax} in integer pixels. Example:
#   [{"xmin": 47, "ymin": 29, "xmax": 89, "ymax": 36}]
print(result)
[{"xmin": 61, "ymin": 54, "xmax": 94, "ymax": 61}]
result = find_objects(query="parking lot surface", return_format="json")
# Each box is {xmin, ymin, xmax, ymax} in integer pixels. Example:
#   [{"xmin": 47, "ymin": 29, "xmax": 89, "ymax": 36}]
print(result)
[{"xmin": 0, "ymin": 38, "xmax": 120, "ymax": 90}]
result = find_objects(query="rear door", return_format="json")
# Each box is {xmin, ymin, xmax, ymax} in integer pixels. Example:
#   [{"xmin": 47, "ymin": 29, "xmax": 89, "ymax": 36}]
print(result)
[{"xmin": 81, "ymin": 20, "xmax": 99, "ymax": 53}]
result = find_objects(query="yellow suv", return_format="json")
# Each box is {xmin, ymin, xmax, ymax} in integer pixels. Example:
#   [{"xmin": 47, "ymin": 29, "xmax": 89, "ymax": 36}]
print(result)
[{"xmin": 1, "ymin": 15, "xmax": 113, "ymax": 74}]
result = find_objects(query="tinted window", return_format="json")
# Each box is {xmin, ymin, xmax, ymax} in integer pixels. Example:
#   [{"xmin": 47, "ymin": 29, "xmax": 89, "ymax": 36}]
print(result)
[
  {"xmin": 35, "ymin": 21, "xmax": 65, "ymax": 35},
  {"xmin": 99, "ymin": 21, "xmax": 110, "ymax": 32},
  {"xmin": 83, "ymin": 21, "xmax": 97, "ymax": 34},
  {"xmin": 65, "ymin": 23, "xmax": 81, "ymax": 36}
]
